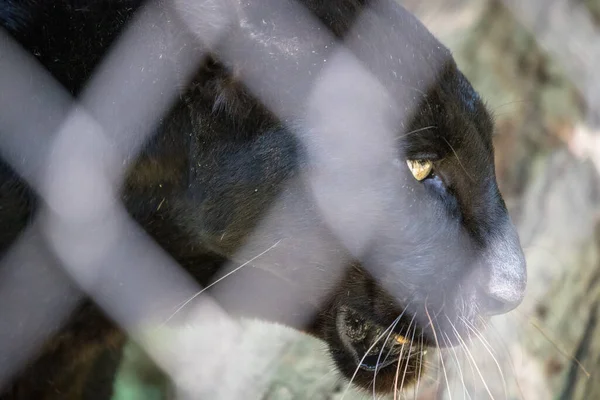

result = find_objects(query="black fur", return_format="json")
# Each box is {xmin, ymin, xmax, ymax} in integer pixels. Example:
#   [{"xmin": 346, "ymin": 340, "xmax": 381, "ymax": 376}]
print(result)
[{"xmin": 0, "ymin": 0, "xmax": 526, "ymax": 398}]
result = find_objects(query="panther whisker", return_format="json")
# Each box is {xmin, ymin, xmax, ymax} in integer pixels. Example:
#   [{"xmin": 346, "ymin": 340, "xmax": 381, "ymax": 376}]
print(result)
[
  {"xmin": 396, "ymin": 125, "xmax": 437, "ymax": 140},
  {"xmin": 393, "ymin": 315, "xmax": 415, "ymax": 400},
  {"xmin": 460, "ymin": 337, "xmax": 478, "ymax": 400},
  {"xmin": 446, "ymin": 316, "xmax": 495, "ymax": 400},
  {"xmin": 460, "ymin": 316, "xmax": 508, "ymax": 400},
  {"xmin": 425, "ymin": 304, "xmax": 452, "ymax": 400},
  {"xmin": 413, "ymin": 335, "xmax": 425, "ymax": 400},
  {"xmin": 420, "ymin": 298, "xmax": 448, "ymax": 334},
  {"xmin": 440, "ymin": 136, "xmax": 474, "ymax": 182},
  {"xmin": 341, "ymin": 308, "xmax": 409, "ymax": 400},
  {"xmin": 375, "ymin": 311, "xmax": 420, "ymax": 376},
  {"xmin": 490, "ymin": 98, "xmax": 530, "ymax": 112},
  {"xmin": 398, "ymin": 321, "xmax": 418, "ymax": 394},
  {"xmin": 393, "ymin": 316, "xmax": 416, "ymax": 400},
  {"xmin": 477, "ymin": 315, "xmax": 527, "ymax": 400},
  {"xmin": 372, "ymin": 313, "xmax": 404, "ymax": 398},
  {"xmin": 463, "ymin": 317, "xmax": 498, "ymax": 357},
  {"xmin": 394, "ymin": 320, "xmax": 412, "ymax": 399},
  {"xmin": 413, "ymin": 362, "xmax": 439, "ymax": 372},
  {"xmin": 161, "ymin": 239, "xmax": 282, "ymax": 326},
  {"xmin": 444, "ymin": 330, "xmax": 470, "ymax": 400},
  {"xmin": 440, "ymin": 334, "xmax": 459, "ymax": 399}
]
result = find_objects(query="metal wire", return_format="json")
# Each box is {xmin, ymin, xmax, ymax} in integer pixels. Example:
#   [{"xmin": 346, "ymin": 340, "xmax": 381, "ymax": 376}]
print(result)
[{"xmin": 0, "ymin": 0, "xmax": 597, "ymax": 399}]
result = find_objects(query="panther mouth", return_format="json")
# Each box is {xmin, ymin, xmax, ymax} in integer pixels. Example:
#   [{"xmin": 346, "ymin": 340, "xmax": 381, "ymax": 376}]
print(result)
[{"xmin": 336, "ymin": 306, "xmax": 428, "ymax": 372}]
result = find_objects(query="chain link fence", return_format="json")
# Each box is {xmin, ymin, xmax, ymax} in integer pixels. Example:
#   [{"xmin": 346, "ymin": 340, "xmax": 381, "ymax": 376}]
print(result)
[{"xmin": 0, "ymin": 0, "xmax": 599, "ymax": 399}]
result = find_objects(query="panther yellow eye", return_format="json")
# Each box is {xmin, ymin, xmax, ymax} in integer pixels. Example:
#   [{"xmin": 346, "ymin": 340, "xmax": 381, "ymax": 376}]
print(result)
[{"xmin": 406, "ymin": 159, "xmax": 433, "ymax": 181}]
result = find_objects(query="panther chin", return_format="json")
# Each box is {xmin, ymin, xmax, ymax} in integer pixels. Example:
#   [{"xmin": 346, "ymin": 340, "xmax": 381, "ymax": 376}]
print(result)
[
  {"xmin": 335, "ymin": 306, "xmax": 427, "ymax": 391},
  {"xmin": 326, "ymin": 297, "xmax": 488, "ymax": 393},
  {"xmin": 329, "ymin": 306, "xmax": 424, "ymax": 393}
]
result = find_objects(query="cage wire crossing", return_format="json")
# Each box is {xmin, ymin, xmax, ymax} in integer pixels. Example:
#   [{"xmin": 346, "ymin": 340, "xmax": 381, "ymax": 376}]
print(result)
[{"xmin": 0, "ymin": 0, "xmax": 597, "ymax": 399}]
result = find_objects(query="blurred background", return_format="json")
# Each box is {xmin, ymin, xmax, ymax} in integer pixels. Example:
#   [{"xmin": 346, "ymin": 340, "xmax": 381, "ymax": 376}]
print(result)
[{"xmin": 110, "ymin": 0, "xmax": 600, "ymax": 399}]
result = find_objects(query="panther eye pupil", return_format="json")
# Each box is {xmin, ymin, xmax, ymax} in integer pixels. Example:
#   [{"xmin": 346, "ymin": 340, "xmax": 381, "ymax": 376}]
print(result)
[{"xmin": 406, "ymin": 159, "xmax": 433, "ymax": 181}]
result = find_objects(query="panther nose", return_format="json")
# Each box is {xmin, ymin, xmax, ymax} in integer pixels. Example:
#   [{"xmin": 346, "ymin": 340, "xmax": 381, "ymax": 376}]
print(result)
[
  {"xmin": 478, "ymin": 281, "xmax": 524, "ymax": 315},
  {"xmin": 477, "ymin": 223, "xmax": 527, "ymax": 316}
]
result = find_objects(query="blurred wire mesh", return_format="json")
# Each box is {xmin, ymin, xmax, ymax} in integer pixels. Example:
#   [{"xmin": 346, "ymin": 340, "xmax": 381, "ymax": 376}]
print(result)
[{"xmin": 0, "ymin": 0, "xmax": 599, "ymax": 399}]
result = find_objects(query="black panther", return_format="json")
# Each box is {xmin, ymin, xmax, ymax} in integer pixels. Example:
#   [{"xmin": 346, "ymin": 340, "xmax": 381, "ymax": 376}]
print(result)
[{"xmin": 0, "ymin": 0, "xmax": 526, "ymax": 398}]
